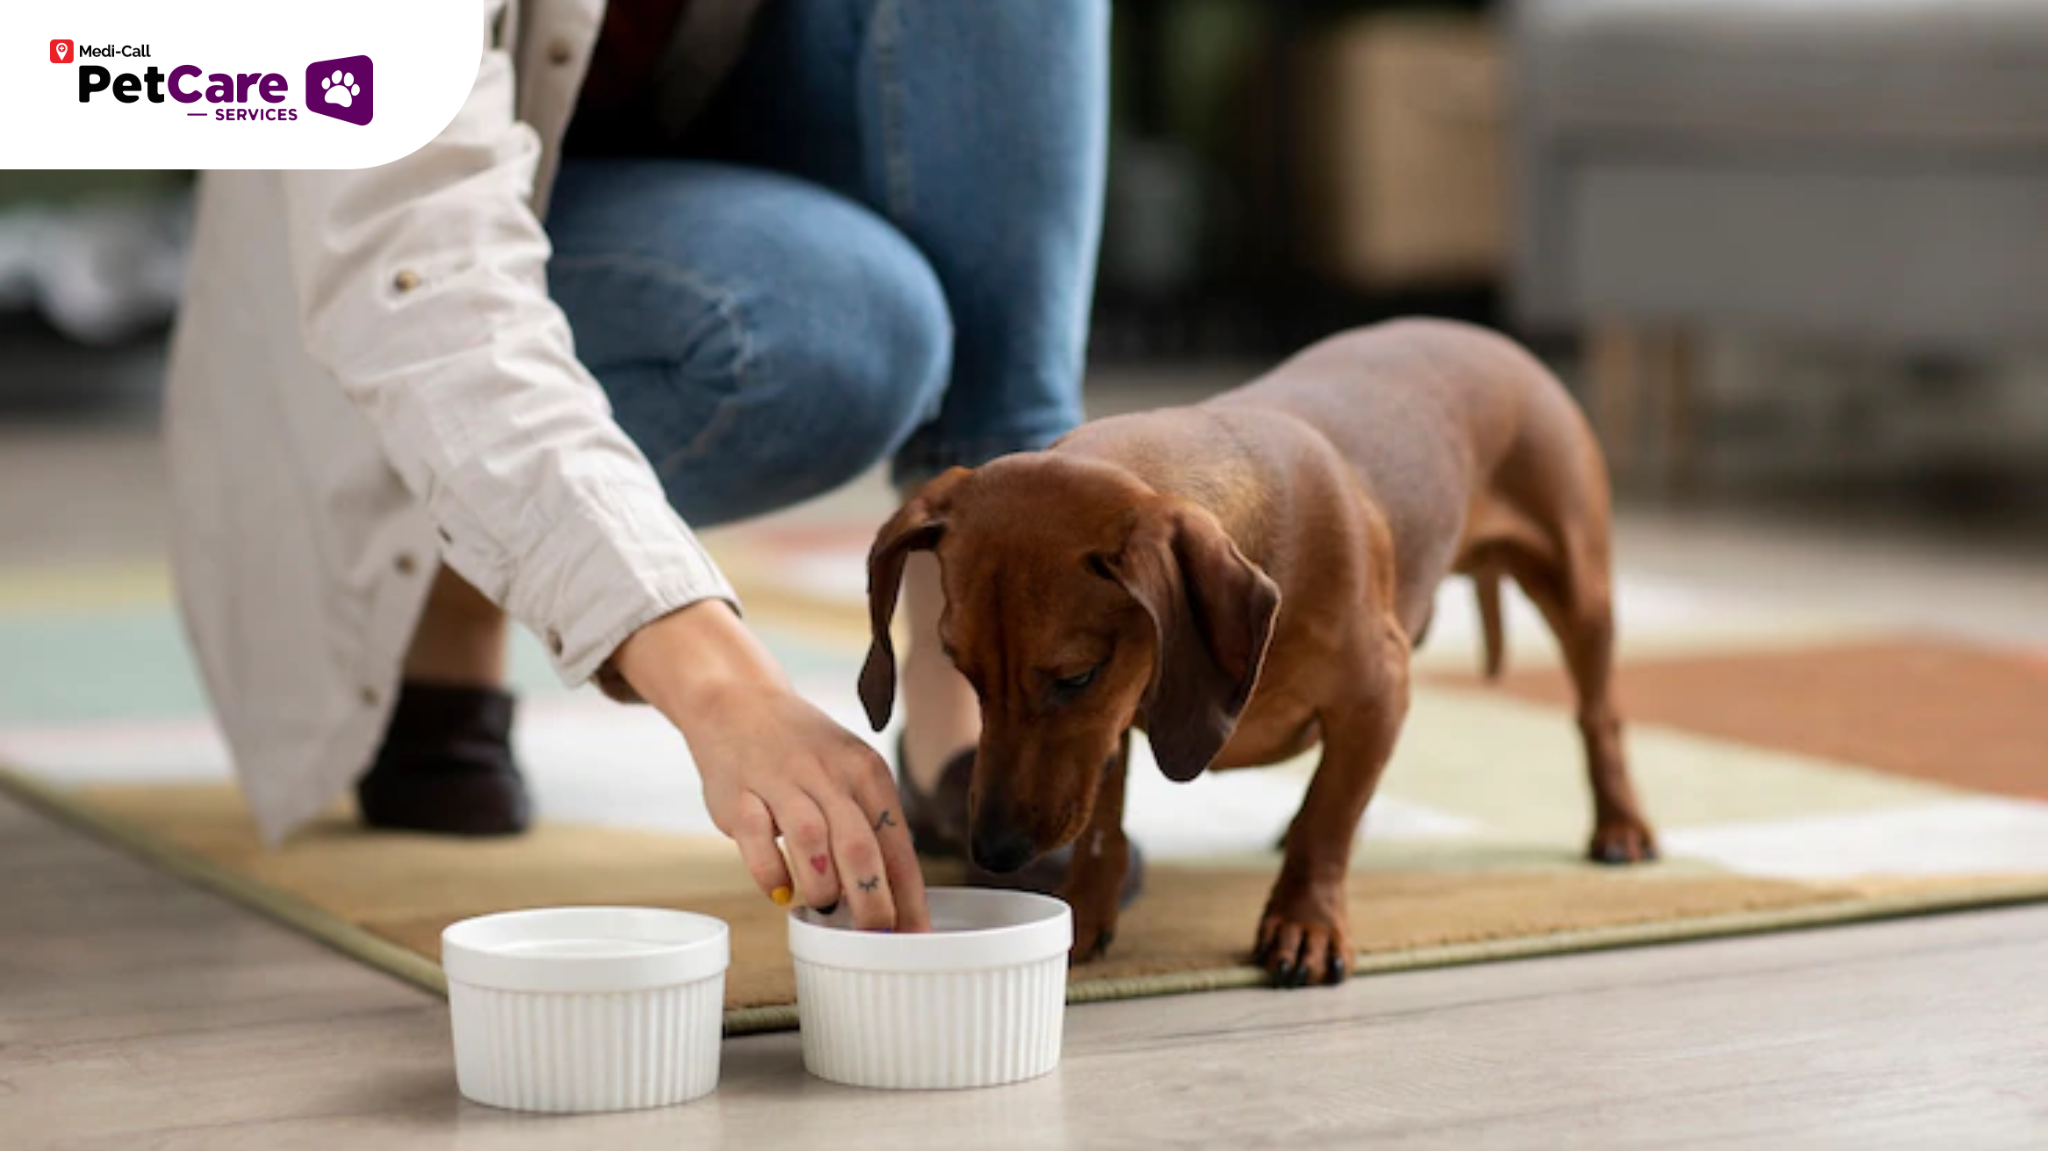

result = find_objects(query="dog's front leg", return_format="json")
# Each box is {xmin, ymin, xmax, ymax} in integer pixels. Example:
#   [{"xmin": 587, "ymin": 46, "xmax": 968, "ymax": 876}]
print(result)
[
  {"xmin": 1257, "ymin": 630, "xmax": 1410, "ymax": 987},
  {"xmin": 1063, "ymin": 730, "xmax": 1132, "ymax": 963}
]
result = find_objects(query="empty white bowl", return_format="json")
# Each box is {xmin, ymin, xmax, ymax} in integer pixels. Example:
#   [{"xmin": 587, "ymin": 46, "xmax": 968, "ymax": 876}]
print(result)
[
  {"xmin": 789, "ymin": 888, "xmax": 1072, "ymax": 1090},
  {"xmin": 441, "ymin": 907, "xmax": 729, "ymax": 1112}
]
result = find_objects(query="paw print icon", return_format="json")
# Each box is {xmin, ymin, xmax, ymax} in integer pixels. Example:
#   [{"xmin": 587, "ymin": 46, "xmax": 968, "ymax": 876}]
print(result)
[
  {"xmin": 304, "ymin": 55, "xmax": 373, "ymax": 126},
  {"xmin": 322, "ymin": 70, "xmax": 360, "ymax": 108}
]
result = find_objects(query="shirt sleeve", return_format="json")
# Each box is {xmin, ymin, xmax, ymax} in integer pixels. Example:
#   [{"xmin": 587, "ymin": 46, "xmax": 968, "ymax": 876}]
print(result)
[{"xmin": 278, "ymin": 1, "xmax": 737, "ymax": 691}]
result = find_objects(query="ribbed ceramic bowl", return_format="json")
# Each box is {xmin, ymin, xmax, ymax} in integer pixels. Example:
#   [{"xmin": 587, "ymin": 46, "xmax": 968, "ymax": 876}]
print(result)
[
  {"xmin": 442, "ymin": 907, "xmax": 729, "ymax": 1112},
  {"xmin": 789, "ymin": 888, "xmax": 1072, "ymax": 1090}
]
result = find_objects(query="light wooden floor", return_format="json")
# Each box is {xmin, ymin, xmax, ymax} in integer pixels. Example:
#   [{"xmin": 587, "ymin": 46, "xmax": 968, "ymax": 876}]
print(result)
[{"xmin": 7, "ymin": 795, "xmax": 2046, "ymax": 1151}]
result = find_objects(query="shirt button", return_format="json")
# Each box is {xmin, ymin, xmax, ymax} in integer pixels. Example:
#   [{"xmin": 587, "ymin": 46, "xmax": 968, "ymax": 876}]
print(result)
[
  {"xmin": 546, "ymin": 628, "xmax": 564, "ymax": 656},
  {"xmin": 437, "ymin": 527, "xmax": 453, "ymax": 544},
  {"xmin": 393, "ymin": 553, "xmax": 418, "ymax": 576},
  {"xmin": 393, "ymin": 269, "xmax": 421, "ymax": 293},
  {"xmin": 548, "ymin": 39, "xmax": 574, "ymax": 65},
  {"xmin": 358, "ymin": 685, "xmax": 380, "ymax": 707}
]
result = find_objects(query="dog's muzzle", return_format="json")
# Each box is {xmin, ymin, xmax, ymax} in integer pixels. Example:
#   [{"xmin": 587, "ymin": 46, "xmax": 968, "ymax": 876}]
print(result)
[{"xmin": 970, "ymin": 820, "xmax": 1039, "ymax": 874}]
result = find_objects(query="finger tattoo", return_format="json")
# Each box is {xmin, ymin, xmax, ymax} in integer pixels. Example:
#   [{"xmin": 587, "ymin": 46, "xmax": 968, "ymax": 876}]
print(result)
[
  {"xmin": 874, "ymin": 809, "xmax": 896, "ymax": 832},
  {"xmin": 858, "ymin": 876, "xmax": 880, "ymax": 893}
]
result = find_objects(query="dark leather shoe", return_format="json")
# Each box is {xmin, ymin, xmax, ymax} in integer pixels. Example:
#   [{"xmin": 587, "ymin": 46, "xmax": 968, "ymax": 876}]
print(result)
[
  {"xmin": 899, "ymin": 741, "xmax": 1144, "ymax": 908},
  {"xmin": 357, "ymin": 683, "xmax": 531, "ymax": 836}
]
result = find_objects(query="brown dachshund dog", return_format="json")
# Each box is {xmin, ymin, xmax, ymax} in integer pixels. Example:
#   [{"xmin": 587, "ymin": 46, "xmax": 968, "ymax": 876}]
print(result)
[{"xmin": 859, "ymin": 319, "xmax": 1657, "ymax": 987}]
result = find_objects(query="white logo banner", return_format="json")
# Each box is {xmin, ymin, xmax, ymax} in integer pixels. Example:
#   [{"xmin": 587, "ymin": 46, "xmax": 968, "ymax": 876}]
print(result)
[{"xmin": 3, "ymin": 0, "xmax": 478, "ymax": 168}]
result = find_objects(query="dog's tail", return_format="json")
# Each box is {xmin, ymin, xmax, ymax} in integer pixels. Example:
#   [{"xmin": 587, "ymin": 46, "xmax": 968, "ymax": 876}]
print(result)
[{"xmin": 1476, "ymin": 570, "xmax": 1505, "ymax": 680}]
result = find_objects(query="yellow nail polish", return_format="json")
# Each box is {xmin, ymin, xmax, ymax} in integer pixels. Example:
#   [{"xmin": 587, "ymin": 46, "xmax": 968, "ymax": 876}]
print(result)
[{"xmin": 771, "ymin": 885, "xmax": 794, "ymax": 907}]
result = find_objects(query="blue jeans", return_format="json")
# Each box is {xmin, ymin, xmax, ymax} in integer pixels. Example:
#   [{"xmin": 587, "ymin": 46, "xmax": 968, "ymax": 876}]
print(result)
[{"xmin": 545, "ymin": 0, "xmax": 1108, "ymax": 527}]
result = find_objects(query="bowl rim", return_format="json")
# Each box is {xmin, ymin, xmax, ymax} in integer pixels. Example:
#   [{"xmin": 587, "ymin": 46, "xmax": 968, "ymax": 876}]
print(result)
[
  {"xmin": 442, "ymin": 906, "xmax": 730, "ymax": 993},
  {"xmin": 787, "ymin": 888, "xmax": 1073, "ymax": 973}
]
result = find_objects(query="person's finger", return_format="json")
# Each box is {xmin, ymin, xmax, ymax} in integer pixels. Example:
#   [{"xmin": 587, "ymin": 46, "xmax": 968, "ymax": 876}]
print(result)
[
  {"xmin": 726, "ymin": 792, "xmax": 795, "ymax": 907},
  {"xmin": 764, "ymin": 789, "xmax": 841, "ymax": 911},
  {"xmin": 849, "ymin": 753, "xmax": 931, "ymax": 932},
  {"xmin": 815, "ymin": 785, "xmax": 896, "ymax": 932}
]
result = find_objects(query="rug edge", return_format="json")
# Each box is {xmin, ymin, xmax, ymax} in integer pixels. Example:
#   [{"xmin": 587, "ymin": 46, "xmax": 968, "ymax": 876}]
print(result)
[{"xmin": 11, "ymin": 763, "xmax": 2048, "ymax": 1040}]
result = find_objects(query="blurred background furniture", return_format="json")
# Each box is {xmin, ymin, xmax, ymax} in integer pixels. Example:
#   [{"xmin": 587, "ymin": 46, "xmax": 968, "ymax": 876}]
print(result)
[
  {"xmin": 1092, "ymin": 0, "xmax": 1505, "ymax": 360},
  {"xmin": 1510, "ymin": 0, "xmax": 2048, "ymax": 487}
]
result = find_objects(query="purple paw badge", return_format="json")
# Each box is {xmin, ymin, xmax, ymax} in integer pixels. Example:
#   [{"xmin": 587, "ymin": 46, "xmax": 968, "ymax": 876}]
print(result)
[{"xmin": 305, "ymin": 54, "xmax": 373, "ymax": 125}]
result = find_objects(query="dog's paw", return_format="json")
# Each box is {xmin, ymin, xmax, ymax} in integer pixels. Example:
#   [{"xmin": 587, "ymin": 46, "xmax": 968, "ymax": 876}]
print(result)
[
  {"xmin": 1252, "ymin": 905, "xmax": 1352, "ymax": 989},
  {"xmin": 1070, "ymin": 923, "xmax": 1116, "ymax": 964},
  {"xmin": 1067, "ymin": 893, "xmax": 1122, "ymax": 964},
  {"xmin": 1588, "ymin": 818, "xmax": 1659, "ymax": 865}
]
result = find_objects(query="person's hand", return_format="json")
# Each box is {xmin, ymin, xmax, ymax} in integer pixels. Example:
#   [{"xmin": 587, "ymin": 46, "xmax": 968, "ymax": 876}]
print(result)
[{"xmin": 611, "ymin": 600, "xmax": 930, "ymax": 933}]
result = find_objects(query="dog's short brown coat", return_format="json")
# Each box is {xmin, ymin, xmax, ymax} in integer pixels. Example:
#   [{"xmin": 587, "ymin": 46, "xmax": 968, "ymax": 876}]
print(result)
[{"xmin": 861, "ymin": 319, "xmax": 1657, "ymax": 986}]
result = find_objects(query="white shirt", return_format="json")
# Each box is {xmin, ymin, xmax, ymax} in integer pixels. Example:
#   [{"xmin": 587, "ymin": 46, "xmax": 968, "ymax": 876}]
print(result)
[{"xmin": 164, "ymin": 0, "xmax": 741, "ymax": 842}]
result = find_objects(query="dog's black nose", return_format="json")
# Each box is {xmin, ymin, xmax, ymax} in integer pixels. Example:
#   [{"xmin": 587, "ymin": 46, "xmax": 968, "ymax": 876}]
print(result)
[{"xmin": 971, "ymin": 823, "xmax": 1038, "ymax": 874}]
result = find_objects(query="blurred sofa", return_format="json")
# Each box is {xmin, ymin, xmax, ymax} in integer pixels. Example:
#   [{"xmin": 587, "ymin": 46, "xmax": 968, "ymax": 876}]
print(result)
[{"xmin": 1507, "ymin": 0, "xmax": 2048, "ymax": 480}]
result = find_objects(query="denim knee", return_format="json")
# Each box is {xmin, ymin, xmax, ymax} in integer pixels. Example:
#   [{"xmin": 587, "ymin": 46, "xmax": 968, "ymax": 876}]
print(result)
[{"xmin": 650, "ymin": 209, "xmax": 954, "ymax": 527}]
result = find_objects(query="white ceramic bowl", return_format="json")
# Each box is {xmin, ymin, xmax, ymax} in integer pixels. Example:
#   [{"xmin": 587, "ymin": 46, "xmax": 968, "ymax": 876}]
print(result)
[
  {"xmin": 789, "ymin": 888, "xmax": 1072, "ymax": 1090},
  {"xmin": 441, "ymin": 907, "xmax": 728, "ymax": 1112}
]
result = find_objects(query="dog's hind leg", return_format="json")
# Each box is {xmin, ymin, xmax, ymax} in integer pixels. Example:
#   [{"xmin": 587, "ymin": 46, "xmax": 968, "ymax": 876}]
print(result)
[{"xmin": 1501, "ymin": 533, "xmax": 1657, "ymax": 864}]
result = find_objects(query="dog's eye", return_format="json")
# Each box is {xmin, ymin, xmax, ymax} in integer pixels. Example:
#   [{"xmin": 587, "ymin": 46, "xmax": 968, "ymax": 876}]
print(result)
[{"xmin": 1053, "ymin": 665, "xmax": 1100, "ymax": 694}]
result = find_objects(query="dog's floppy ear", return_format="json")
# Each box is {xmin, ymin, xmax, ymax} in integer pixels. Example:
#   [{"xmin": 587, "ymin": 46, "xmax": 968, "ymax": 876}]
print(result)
[
  {"xmin": 859, "ymin": 468, "xmax": 971, "ymax": 731},
  {"xmin": 1115, "ymin": 501, "xmax": 1281, "ymax": 782}
]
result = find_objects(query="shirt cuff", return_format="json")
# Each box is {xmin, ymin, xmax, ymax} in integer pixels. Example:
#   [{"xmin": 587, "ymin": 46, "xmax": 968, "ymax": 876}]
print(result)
[{"xmin": 480, "ymin": 470, "xmax": 741, "ymax": 694}]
